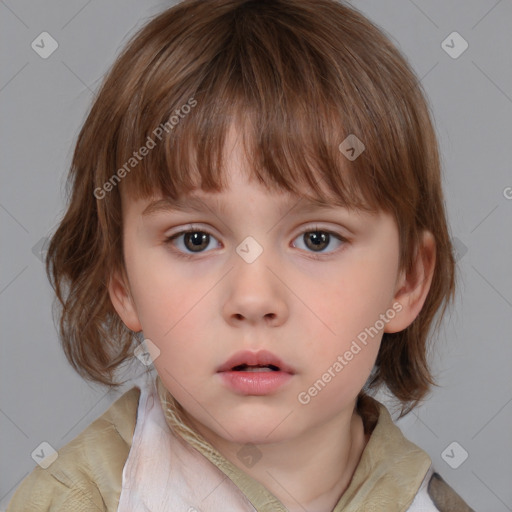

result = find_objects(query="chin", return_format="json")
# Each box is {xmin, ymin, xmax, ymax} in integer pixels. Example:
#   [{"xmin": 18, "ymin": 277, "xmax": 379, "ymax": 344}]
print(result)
[
  {"xmin": 182, "ymin": 400, "xmax": 303, "ymax": 445},
  {"xmin": 218, "ymin": 412, "xmax": 300, "ymax": 445}
]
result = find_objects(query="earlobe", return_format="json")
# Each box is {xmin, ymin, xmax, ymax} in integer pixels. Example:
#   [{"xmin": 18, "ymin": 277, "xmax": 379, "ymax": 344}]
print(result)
[
  {"xmin": 384, "ymin": 231, "xmax": 436, "ymax": 333},
  {"xmin": 108, "ymin": 269, "xmax": 142, "ymax": 332}
]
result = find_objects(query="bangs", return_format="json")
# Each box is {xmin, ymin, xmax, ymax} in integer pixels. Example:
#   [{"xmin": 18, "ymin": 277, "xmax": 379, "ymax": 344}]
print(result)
[
  {"xmin": 94, "ymin": 0, "xmax": 425, "ymax": 215},
  {"xmin": 120, "ymin": 94, "xmax": 374, "ymax": 211}
]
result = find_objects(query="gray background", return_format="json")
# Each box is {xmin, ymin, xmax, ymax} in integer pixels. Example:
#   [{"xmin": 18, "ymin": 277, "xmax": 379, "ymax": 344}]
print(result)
[{"xmin": 1, "ymin": 0, "xmax": 511, "ymax": 510}]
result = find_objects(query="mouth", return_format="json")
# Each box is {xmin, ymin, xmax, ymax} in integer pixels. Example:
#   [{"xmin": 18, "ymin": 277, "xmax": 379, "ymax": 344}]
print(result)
[
  {"xmin": 217, "ymin": 350, "xmax": 295, "ymax": 375},
  {"xmin": 231, "ymin": 364, "xmax": 280, "ymax": 372},
  {"xmin": 217, "ymin": 350, "xmax": 295, "ymax": 395}
]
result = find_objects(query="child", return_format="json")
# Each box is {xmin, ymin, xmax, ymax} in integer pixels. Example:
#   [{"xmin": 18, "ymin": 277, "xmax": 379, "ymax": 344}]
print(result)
[{"xmin": 7, "ymin": 0, "xmax": 475, "ymax": 510}]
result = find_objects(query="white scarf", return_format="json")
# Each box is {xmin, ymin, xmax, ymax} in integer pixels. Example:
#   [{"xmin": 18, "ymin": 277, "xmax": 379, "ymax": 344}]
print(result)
[{"xmin": 117, "ymin": 372, "xmax": 258, "ymax": 512}]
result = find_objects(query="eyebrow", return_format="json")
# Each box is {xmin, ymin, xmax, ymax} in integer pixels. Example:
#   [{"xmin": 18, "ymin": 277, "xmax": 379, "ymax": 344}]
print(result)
[{"xmin": 141, "ymin": 195, "xmax": 345, "ymax": 218}]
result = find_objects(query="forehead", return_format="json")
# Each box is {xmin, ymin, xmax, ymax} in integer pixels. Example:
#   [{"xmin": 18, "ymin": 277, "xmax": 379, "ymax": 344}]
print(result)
[
  {"xmin": 118, "ymin": 115, "xmax": 379, "ymax": 222},
  {"xmin": 120, "ymin": 161, "xmax": 378, "ymax": 225},
  {"xmin": 139, "ymin": 189, "xmax": 354, "ymax": 219},
  {"xmin": 139, "ymin": 141, "xmax": 346, "ymax": 216}
]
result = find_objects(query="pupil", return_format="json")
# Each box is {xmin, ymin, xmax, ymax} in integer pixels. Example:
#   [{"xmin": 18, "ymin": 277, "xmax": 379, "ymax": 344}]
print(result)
[
  {"xmin": 186, "ymin": 232, "xmax": 208, "ymax": 251},
  {"xmin": 307, "ymin": 232, "xmax": 328, "ymax": 251}
]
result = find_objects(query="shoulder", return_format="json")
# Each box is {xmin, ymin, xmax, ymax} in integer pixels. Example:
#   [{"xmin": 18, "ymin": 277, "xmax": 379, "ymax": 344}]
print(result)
[
  {"xmin": 426, "ymin": 471, "xmax": 476, "ymax": 512},
  {"xmin": 407, "ymin": 467, "xmax": 476, "ymax": 512},
  {"xmin": 7, "ymin": 386, "xmax": 141, "ymax": 512},
  {"xmin": 357, "ymin": 395, "xmax": 475, "ymax": 511}
]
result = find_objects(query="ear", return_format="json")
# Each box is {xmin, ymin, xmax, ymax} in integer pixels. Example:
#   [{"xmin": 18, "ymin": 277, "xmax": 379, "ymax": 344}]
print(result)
[
  {"xmin": 108, "ymin": 268, "xmax": 142, "ymax": 332},
  {"xmin": 384, "ymin": 230, "xmax": 436, "ymax": 333}
]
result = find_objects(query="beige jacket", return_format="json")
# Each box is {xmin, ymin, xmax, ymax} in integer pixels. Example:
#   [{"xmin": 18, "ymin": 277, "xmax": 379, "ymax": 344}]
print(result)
[{"xmin": 7, "ymin": 375, "xmax": 475, "ymax": 511}]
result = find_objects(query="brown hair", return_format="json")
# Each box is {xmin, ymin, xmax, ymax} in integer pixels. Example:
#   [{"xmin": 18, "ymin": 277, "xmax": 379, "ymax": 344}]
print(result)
[{"xmin": 46, "ymin": 0, "xmax": 455, "ymax": 417}]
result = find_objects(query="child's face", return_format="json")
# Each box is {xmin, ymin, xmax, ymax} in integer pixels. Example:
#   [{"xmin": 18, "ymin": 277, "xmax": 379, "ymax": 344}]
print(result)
[{"xmin": 112, "ymin": 128, "xmax": 406, "ymax": 446}]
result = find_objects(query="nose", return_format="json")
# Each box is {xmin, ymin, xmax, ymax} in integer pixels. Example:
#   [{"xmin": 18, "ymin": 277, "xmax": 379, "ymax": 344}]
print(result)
[{"xmin": 222, "ymin": 247, "xmax": 289, "ymax": 327}]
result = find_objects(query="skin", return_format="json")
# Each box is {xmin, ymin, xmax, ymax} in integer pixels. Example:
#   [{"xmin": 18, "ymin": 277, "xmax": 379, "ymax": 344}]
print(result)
[{"xmin": 109, "ymin": 125, "xmax": 436, "ymax": 511}]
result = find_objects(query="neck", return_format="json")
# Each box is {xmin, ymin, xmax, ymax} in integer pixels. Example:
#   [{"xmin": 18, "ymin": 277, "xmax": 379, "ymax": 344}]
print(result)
[{"xmin": 183, "ymin": 403, "xmax": 369, "ymax": 512}]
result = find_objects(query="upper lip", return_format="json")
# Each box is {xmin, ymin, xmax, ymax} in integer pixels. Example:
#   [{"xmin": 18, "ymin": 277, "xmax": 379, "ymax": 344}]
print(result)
[{"xmin": 217, "ymin": 350, "xmax": 295, "ymax": 374}]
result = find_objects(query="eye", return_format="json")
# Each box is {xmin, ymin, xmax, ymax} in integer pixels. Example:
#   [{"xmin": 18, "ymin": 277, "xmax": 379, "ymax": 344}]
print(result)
[
  {"xmin": 292, "ymin": 226, "xmax": 346, "ymax": 257},
  {"xmin": 164, "ymin": 226, "xmax": 220, "ymax": 257},
  {"xmin": 164, "ymin": 225, "xmax": 347, "ymax": 259}
]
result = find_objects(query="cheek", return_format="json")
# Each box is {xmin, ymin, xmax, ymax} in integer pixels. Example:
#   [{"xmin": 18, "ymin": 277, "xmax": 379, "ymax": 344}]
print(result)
[
  {"xmin": 314, "ymin": 261, "xmax": 398, "ymax": 341},
  {"xmin": 128, "ymin": 268, "xmax": 219, "ymax": 375},
  {"xmin": 125, "ymin": 245, "xmax": 196, "ymax": 332},
  {"xmin": 298, "ymin": 283, "xmax": 386, "ymax": 409},
  {"xmin": 297, "ymin": 247, "xmax": 398, "ymax": 384}
]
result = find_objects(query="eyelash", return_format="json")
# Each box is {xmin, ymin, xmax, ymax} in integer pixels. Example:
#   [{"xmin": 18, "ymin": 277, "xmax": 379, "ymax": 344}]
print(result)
[{"xmin": 163, "ymin": 224, "xmax": 348, "ymax": 261}]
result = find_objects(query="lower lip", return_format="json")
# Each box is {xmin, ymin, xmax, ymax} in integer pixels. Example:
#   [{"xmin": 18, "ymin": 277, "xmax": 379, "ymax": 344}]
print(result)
[{"xmin": 218, "ymin": 370, "xmax": 293, "ymax": 395}]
